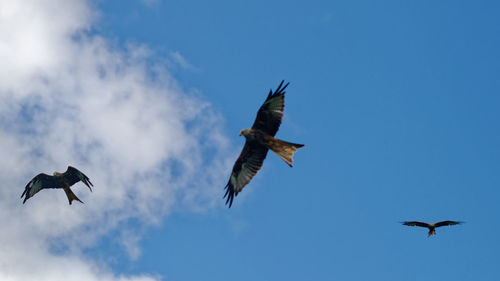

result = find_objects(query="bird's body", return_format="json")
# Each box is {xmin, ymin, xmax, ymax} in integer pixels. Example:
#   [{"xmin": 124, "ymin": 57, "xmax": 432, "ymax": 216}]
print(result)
[
  {"xmin": 224, "ymin": 80, "xmax": 304, "ymax": 207},
  {"xmin": 402, "ymin": 220, "xmax": 462, "ymax": 237},
  {"xmin": 21, "ymin": 166, "xmax": 93, "ymax": 205},
  {"xmin": 239, "ymin": 128, "xmax": 269, "ymax": 145}
]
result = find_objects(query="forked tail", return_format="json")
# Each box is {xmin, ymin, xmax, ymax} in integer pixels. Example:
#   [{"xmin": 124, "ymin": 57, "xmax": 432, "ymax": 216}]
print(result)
[
  {"xmin": 63, "ymin": 187, "xmax": 84, "ymax": 205},
  {"xmin": 267, "ymin": 138, "xmax": 304, "ymax": 167}
]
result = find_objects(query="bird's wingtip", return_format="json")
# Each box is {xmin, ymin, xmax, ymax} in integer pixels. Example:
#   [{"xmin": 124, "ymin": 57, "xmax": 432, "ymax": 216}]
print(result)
[{"xmin": 223, "ymin": 183, "xmax": 235, "ymax": 208}]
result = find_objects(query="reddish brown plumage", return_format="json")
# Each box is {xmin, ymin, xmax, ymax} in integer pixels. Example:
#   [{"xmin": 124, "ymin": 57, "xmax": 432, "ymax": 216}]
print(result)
[
  {"xmin": 21, "ymin": 166, "xmax": 93, "ymax": 205},
  {"xmin": 224, "ymin": 81, "xmax": 304, "ymax": 207}
]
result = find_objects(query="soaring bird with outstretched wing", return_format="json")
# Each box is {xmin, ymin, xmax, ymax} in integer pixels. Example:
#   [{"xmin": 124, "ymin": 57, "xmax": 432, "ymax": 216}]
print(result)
[
  {"xmin": 224, "ymin": 80, "xmax": 304, "ymax": 207},
  {"xmin": 402, "ymin": 220, "xmax": 463, "ymax": 237},
  {"xmin": 21, "ymin": 166, "xmax": 93, "ymax": 205}
]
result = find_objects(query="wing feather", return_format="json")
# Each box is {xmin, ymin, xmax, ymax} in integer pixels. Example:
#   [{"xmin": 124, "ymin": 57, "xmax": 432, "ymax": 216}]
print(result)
[
  {"xmin": 250, "ymin": 80, "xmax": 288, "ymax": 136},
  {"xmin": 402, "ymin": 221, "xmax": 430, "ymax": 228},
  {"xmin": 224, "ymin": 142, "xmax": 269, "ymax": 207},
  {"xmin": 21, "ymin": 173, "xmax": 64, "ymax": 203},
  {"xmin": 435, "ymin": 220, "xmax": 462, "ymax": 228},
  {"xmin": 63, "ymin": 166, "xmax": 93, "ymax": 191}
]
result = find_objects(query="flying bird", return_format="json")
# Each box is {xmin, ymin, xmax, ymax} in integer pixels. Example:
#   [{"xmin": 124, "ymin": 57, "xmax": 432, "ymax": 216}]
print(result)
[
  {"xmin": 402, "ymin": 220, "xmax": 463, "ymax": 237},
  {"xmin": 21, "ymin": 166, "xmax": 93, "ymax": 205},
  {"xmin": 224, "ymin": 80, "xmax": 304, "ymax": 207}
]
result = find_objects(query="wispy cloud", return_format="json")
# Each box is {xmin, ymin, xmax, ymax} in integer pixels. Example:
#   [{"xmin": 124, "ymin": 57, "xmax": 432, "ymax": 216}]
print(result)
[
  {"xmin": 0, "ymin": 1, "xmax": 230, "ymax": 280},
  {"xmin": 170, "ymin": 51, "xmax": 198, "ymax": 71}
]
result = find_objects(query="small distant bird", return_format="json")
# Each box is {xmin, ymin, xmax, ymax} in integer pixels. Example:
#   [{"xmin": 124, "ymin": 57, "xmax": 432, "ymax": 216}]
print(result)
[
  {"xmin": 402, "ymin": 221, "xmax": 463, "ymax": 237},
  {"xmin": 224, "ymin": 80, "xmax": 304, "ymax": 207},
  {"xmin": 21, "ymin": 166, "xmax": 93, "ymax": 205}
]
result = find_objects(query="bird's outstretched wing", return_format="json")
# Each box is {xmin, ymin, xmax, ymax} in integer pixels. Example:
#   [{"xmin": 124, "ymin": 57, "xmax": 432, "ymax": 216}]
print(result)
[
  {"xmin": 21, "ymin": 173, "xmax": 64, "ymax": 203},
  {"xmin": 224, "ymin": 142, "xmax": 269, "ymax": 207},
  {"xmin": 402, "ymin": 221, "xmax": 430, "ymax": 228},
  {"xmin": 435, "ymin": 220, "xmax": 462, "ymax": 228},
  {"xmin": 251, "ymin": 80, "xmax": 288, "ymax": 136},
  {"xmin": 64, "ymin": 166, "xmax": 93, "ymax": 191}
]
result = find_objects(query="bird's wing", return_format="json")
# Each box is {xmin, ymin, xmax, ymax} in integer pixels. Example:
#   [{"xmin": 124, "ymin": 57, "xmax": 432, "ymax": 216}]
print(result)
[
  {"xmin": 402, "ymin": 221, "xmax": 430, "ymax": 228},
  {"xmin": 224, "ymin": 142, "xmax": 269, "ymax": 207},
  {"xmin": 64, "ymin": 166, "xmax": 93, "ymax": 191},
  {"xmin": 21, "ymin": 173, "xmax": 63, "ymax": 203},
  {"xmin": 435, "ymin": 220, "xmax": 462, "ymax": 228},
  {"xmin": 250, "ymin": 80, "xmax": 288, "ymax": 136}
]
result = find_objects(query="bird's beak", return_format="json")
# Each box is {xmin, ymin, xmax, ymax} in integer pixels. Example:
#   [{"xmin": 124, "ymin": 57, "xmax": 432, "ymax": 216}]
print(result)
[{"xmin": 239, "ymin": 132, "xmax": 242, "ymax": 136}]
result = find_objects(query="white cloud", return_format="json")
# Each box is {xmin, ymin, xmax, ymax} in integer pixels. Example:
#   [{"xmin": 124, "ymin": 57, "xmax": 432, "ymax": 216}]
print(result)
[{"xmin": 0, "ymin": 0, "xmax": 231, "ymax": 280}]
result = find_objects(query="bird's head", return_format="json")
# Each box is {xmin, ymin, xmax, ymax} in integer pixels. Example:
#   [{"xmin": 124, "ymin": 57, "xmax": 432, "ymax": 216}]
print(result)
[
  {"xmin": 239, "ymin": 128, "xmax": 251, "ymax": 137},
  {"xmin": 53, "ymin": 172, "xmax": 63, "ymax": 176}
]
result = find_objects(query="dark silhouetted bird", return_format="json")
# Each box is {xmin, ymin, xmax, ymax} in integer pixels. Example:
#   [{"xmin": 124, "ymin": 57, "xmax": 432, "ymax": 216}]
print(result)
[
  {"xmin": 21, "ymin": 166, "xmax": 93, "ymax": 205},
  {"xmin": 402, "ymin": 220, "xmax": 463, "ymax": 237}
]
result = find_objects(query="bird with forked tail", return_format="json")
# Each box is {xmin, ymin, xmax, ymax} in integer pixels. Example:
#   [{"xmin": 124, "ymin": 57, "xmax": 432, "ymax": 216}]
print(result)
[
  {"xmin": 402, "ymin": 220, "xmax": 463, "ymax": 237},
  {"xmin": 224, "ymin": 80, "xmax": 304, "ymax": 207},
  {"xmin": 21, "ymin": 166, "xmax": 93, "ymax": 205}
]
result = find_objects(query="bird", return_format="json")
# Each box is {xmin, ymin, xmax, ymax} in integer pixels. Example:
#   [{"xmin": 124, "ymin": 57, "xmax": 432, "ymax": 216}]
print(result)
[
  {"xmin": 401, "ymin": 220, "xmax": 463, "ymax": 237},
  {"xmin": 224, "ymin": 80, "xmax": 304, "ymax": 207},
  {"xmin": 21, "ymin": 166, "xmax": 93, "ymax": 205}
]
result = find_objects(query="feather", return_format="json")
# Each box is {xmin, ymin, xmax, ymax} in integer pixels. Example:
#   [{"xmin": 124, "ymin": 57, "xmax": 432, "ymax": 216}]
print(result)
[
  {"xmin": 224, "ymin": 81, "xmax": 303, "ymax": 207},
  {"xmin": 21, "ymin": 166, "xmax": 93, "ymax": 205}
]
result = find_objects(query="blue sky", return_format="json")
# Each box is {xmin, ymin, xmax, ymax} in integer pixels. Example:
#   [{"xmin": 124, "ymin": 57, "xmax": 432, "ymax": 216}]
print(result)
[
  {"xmin": 1, "ymin": 1, "xmax": 499, "ymax": 281},
  {"xmin": 95, "ymin": 0, "xmax": 500, "ymax": 280}
]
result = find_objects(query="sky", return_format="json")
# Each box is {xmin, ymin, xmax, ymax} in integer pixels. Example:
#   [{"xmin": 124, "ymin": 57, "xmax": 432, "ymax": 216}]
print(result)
[{"xmin": 0, "ymin": 0, "xmax": 499, "ymax": 280}]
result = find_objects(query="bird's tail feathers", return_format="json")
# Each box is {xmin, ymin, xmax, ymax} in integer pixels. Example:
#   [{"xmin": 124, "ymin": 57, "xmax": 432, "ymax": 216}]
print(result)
[
  {"xmin": 267, "ymin": 138, "xmax": 304, "ymax": 167},
  {"xmin": 64, "ymin": 188, "xmax": 84, "ymax": 205},
  {"xmin": 428, "ymin": 228, "xmax": 436, "ymax": 237}
]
